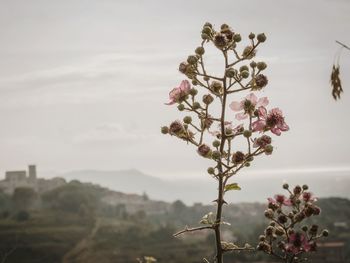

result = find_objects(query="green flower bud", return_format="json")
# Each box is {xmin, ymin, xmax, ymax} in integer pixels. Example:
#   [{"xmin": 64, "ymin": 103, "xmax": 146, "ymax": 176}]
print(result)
[
  {"xmin": 257, "ymin": 62, "xmax": 267, "ymax": 71},
  {"xmin": 282, "ymin": 183, "xmax": 289, "ymax": 189},
  {"xmin": 225, "ymin": 68, "xmax": 236, "ymax": 78},
  {"xmin": 195, "ymin": 46, "xmax": 205, "ymax": 55},
  {"xmin": 161, "ymin": 126, "xmax": 169, "ymax": 134},
  {"xmin": 264, "ymin": 145, "xmax": 273, "ymax": 155},
  {"xmin": 245, "ymin": 162, "xmax": 250, "ymax": 167},
  {"xmin": 249, "ymin": 32, "xmax": 255, "ymax": 39},
  {"xmin": 239, "ymin": 65, "xmax": 249, "ymax": 72},
  {"xmin": 257, "ymin": 33, "xmax": 267, "ymax": 43},
  {"xmin": 264, "ymin": 209, "xmax": 274, "ymax": 219},
  {"xmin": 191, "ymin": 80, "xmax": 198, "ymax": 86},
  {"xmin": 322, "ymin": 229, "xmax": 329, "ymax": 237},
  {"xmin": 250, "ymin": 61, "xmax": 257, "ymax": 68},
  {"xmin": 183, "ymin": 116, "xmax": 192, "ymax": 124},
  {"xmin": 201, "ymin": 33, "xmax": 210, "ymax": 40},
  {"xmin": 246, "ymin": 156, "xmax": 254, "ymax": 162},
  {"xmin": 203, "ymin": 76, "xmax": 210, "ymax": 81},
  {"xmin": 212, "ymin": 140, "xmax": 220, "ymax": 148},
  {"xmin": 302, "ymin": 184, "xmax": 309, "ymax": 190},
  {"xmin": 192, "ymin": 102, "xmax": 201, "ymax": 110},
  {"xmin": 211, "ymin": 151, "xmax": 221, "ymax": 160},
  {"xmin": 241, "ymin": 70, "xmax": 249, "ymax": 79},
  {"xmin": 177, "ymin": 104, "xmax": 185, "ymax": 111},
  {"xmin": 233, "ymin": 34, "xmax": 241, "ymax": 42},
  {"xmin": 187, "ymin": 55, "xmax": 198, "ymax": 65},
  {"xmin": 207, "ymin": 167, "xmax": 215, "ymax": 175},
  {"xmin": 243, "ymin": 130, "xmax": 252, "ymax": 138},
  {"xmin": 189, "ymin": 88, "xmax": 198, "ymax": 96},
  {"xmin": 202, "ymin": 26, "xmax": 212, "ymax": 35},
  {"xmin": 203, "ymin": 22, "xmax": 212, "ymax": 29}
]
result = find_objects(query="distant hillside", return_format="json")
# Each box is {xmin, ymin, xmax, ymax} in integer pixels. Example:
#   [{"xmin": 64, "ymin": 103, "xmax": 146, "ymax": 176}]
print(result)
[{"xmin": 57, "ymin": 169, "xmax": 350, "ymax": 204}]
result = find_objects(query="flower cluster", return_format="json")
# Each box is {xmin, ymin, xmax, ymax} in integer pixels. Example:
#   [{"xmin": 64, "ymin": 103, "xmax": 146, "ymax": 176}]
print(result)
[{"xmin": 258, "ymin": 184, "xmax": 328, "ymax": 262}]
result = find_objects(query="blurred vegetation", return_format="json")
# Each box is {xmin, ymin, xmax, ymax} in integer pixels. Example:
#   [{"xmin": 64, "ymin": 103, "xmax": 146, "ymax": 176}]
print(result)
[{"xmin": 0, "ymin": 181, "xmax": 349, "ymax": 262}]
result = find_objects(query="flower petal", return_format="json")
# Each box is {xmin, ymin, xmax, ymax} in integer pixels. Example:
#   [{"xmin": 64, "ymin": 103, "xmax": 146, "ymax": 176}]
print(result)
[
  {"xmin": 271, "ymin": 127, "xmax": 281, "ymax": 136},
  {"xmin": 246, "ymin": 93, "xmax": 258, "ymax": 105},
  {"xmin": 252, "ymin": 120, "xmax": 266, "ymax": 131},
  {"xmin": 229, "ymin": 101, "xmax": 243, "ymax": 111},
  {"xmin": 257, "ymin": 106, "xmax": 268, "ymax": 119},
  {"xmin": 235, "ymin": 112, "xmax": 248, "ymax": 120},
  {"xmin": 257, "ymin": 97, "xmax": 269, "ymax": 107}
]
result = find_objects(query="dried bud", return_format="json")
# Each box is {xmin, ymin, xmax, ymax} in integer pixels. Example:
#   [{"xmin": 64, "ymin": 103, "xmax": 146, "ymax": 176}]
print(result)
[
  {"xmin": 250, "ymin": 61, "xmax": 257, "ymax": 68},
  {"xmin": 253, "ymin": 135, "xmax": 272, "ymax": 148},
  {"xmin": 257, "ymin": 33, "xmax": 267, "ymax": 43},
  {"xmin": 232, "ymin": 151, "xmax": 245, "ymax": 164},
  {"xmin": 203, "ymin": 94, "xmax": 214, "ymax": 104},
  {"xmin": 278, "ymin": 215, "xmax": 288, "ymax": 224},
  {"xmin": 255, "ymin": 74, "xmax": 268, "ymax": 89},
  {"xmin": 275, "ymin": 226, "xmax": 285, "ymax": 236},
  {"xmin": 192, "ymin": 102, "xmax": 201, "ymax": 110},
  {"xmin": 309, "ymin": 224, "xmax": 319, "ymax": 235},
  {"xmin": 210, "ymin": 81, "xmax": 223, "ymax": 95},
  {"xmin": 293, "ymin": 185, "xmax": 302, "ymax": 195},
  {"xmin": 214, "ymin": 33, "xmax": 227, "ymax": 48},
  {"xmin": 202, "ymin": 26, "xmax": 212, "ymax": 35},
  {"xmin": 305, "ymin": 205, "xmax": 316, "ymax": 217},
  {"xmin": 287, "ymin": 228, "xmax": 295, "ymax": 236},
  {"xmin": 195, "ymin": 46, "xmax": 205, "ymax": 55},
  {"xmin": 257, "ymin": 242, "xmax": 271, "ymax": 253},
  {"xmin": 264, "ymin": 209, "xmax": 274, "ymax": 219},
  {"xmin": 201, "ymin": 115, "xmax": 213, "ymax": 129},
  {"xmin": 197, "ymin": 144, "xmax": 212, "ymax": 158},
  {"xmin": 302, "ymin": 225, "xmax": 308, "ymax": 232},
  {"xmin": 161, "ymin": 126, "xmax": 169, "ymax": 134},
  {"xmin": 294, "ymin": 212, "xmax": 306, "ymax": 222},
  {"xmin": 313, "ymin": 206, "xmax": 321, "ymax": 215},
  {"xmin": 179, "ymin": 62, "xmax": 188, "ymax": 74},
  {"xmin": 169, "ymin": 121, "xmax": 184, "ymax": 135},
  {"xmin": 259, "ymin": 235, "xmax": 266, "ymax": 241},
  {"xmin": 239, "ymin": 65, "xmax": 249, "ymax": 72},
  {"xmin": 265, "ymin": 226, "xmax": 274, "ymax": 236},
  {"xmin": 233, "ymin": 34, "xmax": 241, "ymax": 42},
  {"xmin": 248, "ymin": 32, "xmax": 255, "ymax": 39}
]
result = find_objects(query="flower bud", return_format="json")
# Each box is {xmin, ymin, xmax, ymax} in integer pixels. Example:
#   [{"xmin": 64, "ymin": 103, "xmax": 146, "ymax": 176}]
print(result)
[
  {"xmin": 177, "ymin": 104, "xmax": 185, "ymax": 111},
  {"xmin": 265, "ymin": 226, "xmax": 274, "ymax": 236},
  {"xmin": 188, "ymin": 89, "xmax": 197, "ymax": 97},
  {"xmin": 313, "ymin": 206, "xmax": 321, "ymax": 215},
  {"xmin": 257, "ymin": 33, "xmax": 267, "ymax": 43},
  {"xmin": 245, "ymin": 162, "xmax": 250, "ymax": 167},
  {"xmin": 202, "ymin": 26, "xmax": 212, "ymax": 35},
  {"xmin": 278, "ymin": 215, "xmax": 288, "ymax": 224},
  {"xmin": 197, "ymin": 144, "xmax": 212, "ymax": 158},
  {"xmin": 270, "ymin": 221, "xmax": 276, "ymax": 227},
  {"xmin": 239, "ymin": 65, "xmax": 249, "ymax": 72},
  {"xmin": 293, "ymin": 185, "xmax": 302, "ymax": 195},
  {"xmin": 169, "ymin": 121, "xmax": 184, "ymax": 135},
  {"xmin": 287, "ymin": 229, "xmax": 295, "ymax": 236},
  {"xmin": 257, "ymin": 62, "xmax": 267, "ymax": 71},
  {"xmin": 250, "ymin": 61, "xmax": 257, "ymax": 68},
  {"xmin": 322, "ymin": 229, "xmax": 329, "ymax": 237},
  {"xmin": 233, "ymin": 34, "xmax": 241, "ymax": 42},
  {"xmin": 201, "ymin": 33, "xmax": 210, "ymax": 40},
  {"xmin": 283, "ymin": 183, "xmax": 289, "ymax": 189},
  {"xmin": 275, "ymin": 226, "xmax": 285, "ymax": 236},
  {"xmin": 207, "ymin": 167, "xmax": 215, "ymax": 175},
  {"xmin": 302, "ymin": 184, "xmax": 309, "ymax": 190},
  {"xmin": 203, "ymin": 22, "xmax": 212, "ymax": 29},
  {"xmin": 183, "ymin": 116, "xmax": 192, "ymax": 124},
  {"xmin": 161, "ymin": 126, "xmax": 169, "ymax": 134},
  {"xmin": 179, "ymin": 62, "xmax": 188, "ymax": 74},
  {"xmin": 225, "ymin": 68, "xmax": 236, "ymax": 78},
  {"xmin": 259, "ymin": 235, "xmax": 266, "ymax": 241},
  {"xmin": 195, "ymin": 46, "xmax": 205, "ymax": 55},
  {"xmin": 232, "ymin": 151, "xmax": 245, "ymax": 164},
  {"xmin": 192, "ymin": 102, "xmax": 201, "ymax": 110},
  {"xmin": 309, "ymin": 224, "xmax": 318, "ymax": 235},
  {"xmin": 242, "ymin": 46, "xmax": 256, "ymax": 59},
  {"xmin": 302, "ymin": 225, "xmax": 308, "ymax": 232},
  {"xmin": 191, "ymin": 80, "xmax": 198, "ymax": 86},
  {"xmin": 214, "ymin": 33, "xmax": 227, "ymax": 48},
  {"xmin": 211, "ymin": 151, "xmax": 221, "ymax": 160},
  {"xmin": 264, "ymin": 209, "xmax": 274, "ymax": 219},
  {"xmin": 255, "ymin": 74, "xmax": 268, "ymax": 88},
  {"xmin": 246, "ymin": 156, "xmax": 254, "ymax": 162},
  {"xmin": 187, "ymin": 55, "xmax": 198, "ymax": 65},
  {"xmin": 249, "ymin": 32, "xmax": 255, "ymax": 39},
  {"xmin": 202, "ymin": 94, "xmax": 214, "ymax": 104},
  {"xmin": 210, "ymin": 81, "xmax": 223, "ymax": 95},
  {"xmin": 241, "ymin": 70, "xmax": 249, "ymax": 79},
  {"xmin": 264, "ymin": 145, "xmax": 273, "ymax": 155},
  {"xmin": 212, "ymin": 140, "xmax": 220, "ymax": 148}
]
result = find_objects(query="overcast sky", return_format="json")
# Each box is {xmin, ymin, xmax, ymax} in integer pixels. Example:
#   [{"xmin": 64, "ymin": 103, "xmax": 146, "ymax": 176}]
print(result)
[{"xmin": 0, "ymin": 0, "xmax": 349, "ymax": 181}]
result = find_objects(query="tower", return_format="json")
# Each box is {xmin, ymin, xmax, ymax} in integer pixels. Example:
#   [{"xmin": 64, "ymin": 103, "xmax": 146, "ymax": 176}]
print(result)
[{"xmin": 28, "ymin": 165, "xmax": 37, "ymax": 181}]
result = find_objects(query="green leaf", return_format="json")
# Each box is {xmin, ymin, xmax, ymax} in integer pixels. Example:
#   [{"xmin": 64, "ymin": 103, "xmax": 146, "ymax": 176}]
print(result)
[{"xmin": 224, "ymin": 183, "xmax": 241, "ymax": 192}]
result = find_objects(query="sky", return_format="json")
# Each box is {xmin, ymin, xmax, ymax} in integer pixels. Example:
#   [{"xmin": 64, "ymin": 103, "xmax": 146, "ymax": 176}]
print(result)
[{"xmin": 0, "ymin": 0, "xmax": 349, "ymax": 181}]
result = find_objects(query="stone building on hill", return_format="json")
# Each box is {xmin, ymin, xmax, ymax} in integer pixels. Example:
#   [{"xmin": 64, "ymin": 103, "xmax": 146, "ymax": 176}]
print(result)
[{"xmin": 0, "ymin": 165, "xmax": 66, "ymax": 194}]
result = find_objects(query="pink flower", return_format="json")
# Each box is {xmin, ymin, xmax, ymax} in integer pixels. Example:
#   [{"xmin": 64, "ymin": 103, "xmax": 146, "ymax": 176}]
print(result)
[
  {"xmin": 285, "ymin": 232, "xmax": 311, "ymax": 254},
  {"xmin": 302, "ymin": 192, "xmax": 317, "ymax": 202},
  {"xmin": 229, "ymin": 93, "xmax": 269, "ymax": 120},
  {"xmin": 209, "ymin": 122, "xmax": 243, "ymax": 137},
  {"xmin": 268, "ymin": 194, "xmax": 292, "ymax": 206},
  {"xmin": 165, "ymin": 80, "xmax": 191, "ymax": 105},
  {"xmin": 252, "ymin": 107, "xmax": 289, "ymax": 136}
]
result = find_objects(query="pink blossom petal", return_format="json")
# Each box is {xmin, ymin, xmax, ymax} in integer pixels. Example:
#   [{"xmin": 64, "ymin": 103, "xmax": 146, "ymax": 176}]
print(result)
[
  {"xmin": 180, "ymin": 80, "xmax": 191, "ymax": 92},
  {"xmin": 235, "ymin": 112, "xmax": 248, "ymax": 120},
  {"xmin": 271, "ymin": 127, "xmax": 282, "ymax": 136},
  {"xmin": 257, "ymin": 106, "xmax": 268, "ymax": 119},
  {"xmin": 278, "ymin": 122, "xmax": 289, "ymax": 131},
  {"xmin": 252, "ymin": 120, "xmax": 266, "ymax": 132},
  {"xmin": 246, "ymin": 93, "xmax": 258, "ymax": 105},
  {"xmin": 229, "ymin": 101, "xmax": 243, "ymax": 111},
  {"xmin": 257, "ymin": 97, "xmax": 269, "ymax": 107}
]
